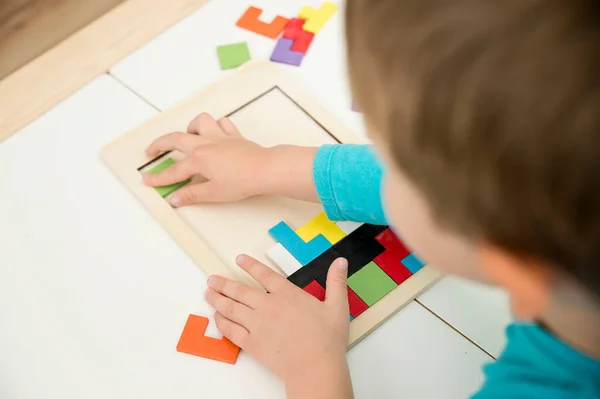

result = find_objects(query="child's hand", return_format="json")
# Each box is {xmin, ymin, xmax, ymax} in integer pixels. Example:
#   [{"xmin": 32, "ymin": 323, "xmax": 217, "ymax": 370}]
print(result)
[
  {"xmin": 205, "ymin": 255, "xmax": 353, "ymax": 398},
  {"xmin": 144, "ymin": 112, "xmax": 321, "ymax": 207},
  {"xmin": 143, "ymin": 113, "xmax": 270, "ymax": 207}
]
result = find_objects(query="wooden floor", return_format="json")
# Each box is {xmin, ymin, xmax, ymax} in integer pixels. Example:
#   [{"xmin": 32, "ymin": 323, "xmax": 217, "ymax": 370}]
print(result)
[{"xmin": 0, "ymin": 0, "xmax": 126, "ymax": 80}]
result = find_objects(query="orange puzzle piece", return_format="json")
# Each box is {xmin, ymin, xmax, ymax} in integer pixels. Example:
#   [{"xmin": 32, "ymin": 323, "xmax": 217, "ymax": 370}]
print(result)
[
  {"xmin": 176, "ymin": 314, "xmax": 240, "ymax": 364},
  {"xmin": 236, "ymin": 6, "xmax": 289, "ymax": 39}
]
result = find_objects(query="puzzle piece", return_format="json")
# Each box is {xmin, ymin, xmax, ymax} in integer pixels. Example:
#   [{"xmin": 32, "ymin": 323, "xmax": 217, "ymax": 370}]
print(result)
[
  {"xmin": 303, "ymin": 280, "xmax": 326, "ymax": 301},
  {"xmin": 298, "ymin": 5, "xmax": 316, "ymax": 20},
  {"xmin": 373, "ymin": 228, "xmax": 414, "ymax": 283},
  {"xmin": 335, "ymin": 221, "xmax": 363, "ymax": 235},
  {"xmin": 285, "ymin": 17, "xmax": 306, "ymax": 31},
  {"xmin": 145, "ymin": 158, "xmax": 190, "ymax": 197},
  {"xmin": 287, "ymin": 252, "xmax": 331, "ymax": 288},
  {"xmin": 348, "ymin": 261, "xmax": 398, "ymax": 306},
  {"xmin": 266, "ymin": 243, "xmax": 302, "ymax": 276},
  {"xmin": 282, "ymin": 18, "xmax": 315, "ymax": 54},
  {"xmin": 308, "ymin": 246, "xmax": 343, "ymax": 274},
  {"xmin": 317, "ymin": 238, "xmax": 384, "ymax": 289},
  {"xmin": 269, "ymin": 221, "xmax": 331, "ymax": 265},
  {"xmin": 176, "ymin": 315, "xmax": 240, "ymax": 364},
  {"xmin": 270, "ymin": 38, "xmax": 305, "ymax": 66},
  {"xmin": 347, "ymin": 286, "xmax": 369, "ymax": 318},
  {"xmin": 236, "ymin": 6, "xmax": 289, "ymax": 39},
  {"xmin": 298, "ymin": 2, "xmax": 338, "ymax": 34},
  {"xmin": 285, "ymin": 246, "xmax": 343, "ymax": 289},
  {"xmin": 296, "ymin": 212, "xmax": 346, "ymax": 245},
  {"xmin": 216, "ymin": 42, "xmax": 251, "ymax": 70},
  {"xmin": 333, "ymin": 224, "xmax": 387, "ymax": 257},
  {"xmin": 351, "ymin": 99, "xmax": 361, "ymax": 112},
  {"xmin": 401, "ymin": 253, "xmax": 426, "ymax": 274},
  {"xmin": 374, "ymin": 250, "xmax": 413, "ymax": 285},
  {"xmin": 375, "ymin": 228, "xmax": 411, "ymax": 259},
  {"xmin": 278, "ymin": 221, "xmax": 421, "ymax": 323}
]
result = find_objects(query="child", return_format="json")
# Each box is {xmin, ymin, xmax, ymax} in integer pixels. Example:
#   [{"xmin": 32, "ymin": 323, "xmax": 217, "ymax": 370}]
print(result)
[{"xmin": 143, "ymin": 0, "xmax": 600, "ymax": 397}]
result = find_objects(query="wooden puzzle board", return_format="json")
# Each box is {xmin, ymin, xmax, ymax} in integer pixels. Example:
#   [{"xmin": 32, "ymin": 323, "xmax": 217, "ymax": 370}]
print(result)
[{"xmin": 101, "ymin": 61, "xmax": 442, "ymax": 347}]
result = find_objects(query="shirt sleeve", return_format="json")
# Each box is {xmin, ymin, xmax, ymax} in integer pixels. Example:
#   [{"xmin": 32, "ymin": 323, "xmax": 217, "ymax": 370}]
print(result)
[
  {"xmin": 313, "ymin": 144, "xmax": 387, "ymax": 225},
  {"xmin": 471, "ymin": 323, "xmax": 600, "ymax": 399}
]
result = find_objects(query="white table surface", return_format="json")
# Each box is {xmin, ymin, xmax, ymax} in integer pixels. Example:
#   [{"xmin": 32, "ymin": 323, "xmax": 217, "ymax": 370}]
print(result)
[{"xmin": 0, "ymin": 1, "xmax": 512, "ymax": 398}]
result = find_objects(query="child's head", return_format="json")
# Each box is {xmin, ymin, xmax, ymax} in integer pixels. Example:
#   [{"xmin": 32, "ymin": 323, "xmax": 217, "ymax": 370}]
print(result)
[{"xmin": 346, "ymin": 0, "xmax": 600, "ymax": 319}]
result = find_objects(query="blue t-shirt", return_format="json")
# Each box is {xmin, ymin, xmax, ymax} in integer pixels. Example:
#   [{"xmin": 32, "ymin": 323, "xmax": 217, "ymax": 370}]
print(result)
[{"xmin": 313, "ymin": 144, "xmax": 600, "ymax": 398}]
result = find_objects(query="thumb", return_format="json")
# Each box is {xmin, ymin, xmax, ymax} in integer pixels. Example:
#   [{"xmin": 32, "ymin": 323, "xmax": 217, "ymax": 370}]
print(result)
[
  {"xmin": 325, "ymin": 258, "xmax": 349, "ymax": 310},
  {"xmin": 169, "ymin": 181, "xmax": 217, "ymax": 207}
]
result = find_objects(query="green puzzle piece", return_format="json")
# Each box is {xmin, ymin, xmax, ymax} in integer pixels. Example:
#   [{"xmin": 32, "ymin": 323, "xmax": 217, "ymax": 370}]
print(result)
[
  {"xmin": 348, "ymin": 261, "xmax": 398, "ymax": 306},
  {"xmin": 146, "ymin": 157, "xmax": 190, "ymax": 197},
  {"xmin": 217, "ymin": 42, "xmax": 251, "ymax": 70}
]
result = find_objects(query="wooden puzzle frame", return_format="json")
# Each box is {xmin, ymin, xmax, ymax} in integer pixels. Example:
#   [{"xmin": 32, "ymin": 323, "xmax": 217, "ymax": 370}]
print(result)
[{"xmin": 101, "ymin": 61, "xmax": 441, "ymax": 348}]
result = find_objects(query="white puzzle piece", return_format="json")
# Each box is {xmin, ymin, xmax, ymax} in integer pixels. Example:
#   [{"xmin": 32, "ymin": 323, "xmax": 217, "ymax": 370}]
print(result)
[
  {"xmin": 335, "ymin": 221, "xmax": 363, "ymax": 235},
  {"xmin": 266, "ymin": 243, "xmax": 302, "ymax": 277}
]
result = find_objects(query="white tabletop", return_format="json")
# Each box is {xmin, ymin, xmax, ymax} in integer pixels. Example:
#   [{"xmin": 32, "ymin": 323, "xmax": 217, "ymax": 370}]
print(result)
[{"xmin": 0, "ymin": 1, "xmax": 512, "ymax": 398}]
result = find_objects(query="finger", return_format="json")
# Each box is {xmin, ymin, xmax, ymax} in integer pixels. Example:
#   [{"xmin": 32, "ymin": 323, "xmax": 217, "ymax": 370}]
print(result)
[
  {"xmin": 207, "ymin": 275, "xmax": 265, "ymax": 309},
  {"xmin": 217, "ymin": 117, "xmax": 241, "ymax": 136},
  {"xmin": 205, "ymin": 288, "xmax": 253, "ymax": 328},
  {"xmin": 143, "ymin": 157, "xmax": 197, "ymax": 187},
  {"xmin": 146, "ymin": 131, "xmax": 205, "ymax": 156},
  {"xmin": 235, "ymin": 255, "xmax": 288, "ymax": 293},
  {"xmin": 169, "ymin": 181, "xmax": 218, "ymax": 207},
  {"xmin": 214, "ymin": 312, "xmax": 250, "ymax": 348},
  {"xmin": 325, "ymin": 258, "xmax": 349, "ymax": 310},
  {"xmin": 187, "ymin": 113, "xmax": 223, "ymax": 137}
]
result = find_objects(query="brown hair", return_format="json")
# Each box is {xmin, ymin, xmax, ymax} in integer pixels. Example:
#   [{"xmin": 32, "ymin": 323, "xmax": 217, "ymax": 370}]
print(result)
[{"xmin": 346, "ymin": 0, "xmax": 600, "ymax": 297}]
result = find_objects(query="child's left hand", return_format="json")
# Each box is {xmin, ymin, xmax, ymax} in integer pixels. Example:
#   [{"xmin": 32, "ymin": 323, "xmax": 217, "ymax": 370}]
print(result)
[{"xmin": 204, "ymin": 254, "xmax": 350, "ymax": 388}]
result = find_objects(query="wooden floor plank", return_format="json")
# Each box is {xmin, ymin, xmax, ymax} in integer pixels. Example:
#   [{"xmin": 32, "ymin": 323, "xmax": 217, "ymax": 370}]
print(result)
[
  {"xmin": 0, "ymin": 0, "xmax": 207, "ymax": 142},
  {"xmin": 0, "ymin": 0, "xmax": 126, "ymax": 80}
]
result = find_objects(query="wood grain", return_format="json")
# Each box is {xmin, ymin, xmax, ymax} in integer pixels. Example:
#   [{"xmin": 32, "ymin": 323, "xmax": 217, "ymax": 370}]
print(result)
[
  {"xmin": 0, "ymin": 0, "xmax": 207, "ymax": 142},
  {"xmin": 0, "ymin": 0, "xmax": 126, "ymax": 80}
]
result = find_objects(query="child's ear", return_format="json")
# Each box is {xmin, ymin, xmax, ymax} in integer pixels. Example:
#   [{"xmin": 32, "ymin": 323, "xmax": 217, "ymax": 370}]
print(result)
[{"xmin": 478, "ymin": 245, "xmax": 553, "ymax": 320}]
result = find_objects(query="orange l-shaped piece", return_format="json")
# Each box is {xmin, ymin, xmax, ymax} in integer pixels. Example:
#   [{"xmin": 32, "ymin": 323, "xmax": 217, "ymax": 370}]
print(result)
[
  {"xmin": 236, "ymin": 6, "xmax": 289, "ymax": 39},
  {"xmin": 176, "ymin": 314, "xmax": 240, "ymax": 364}
]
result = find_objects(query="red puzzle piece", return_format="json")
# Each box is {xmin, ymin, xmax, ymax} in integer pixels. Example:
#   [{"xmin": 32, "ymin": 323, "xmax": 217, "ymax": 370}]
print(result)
[
  {"xmin": 375, "ymin": 228, "xmax": 411, "ymax": 259},
  {"xmin": 304, "ymin": 280, "xmax": 326, "ymax": 301},
  {"xmin": 236, "ymin": 6, "xmax": 289, "ymax": 39},
  {"xmin": 304, "ymin": 282, "xmax": 368, "ymax": 317},
  {"xmin": 282, "ymin": 18, "xmax": 315, "ymax": 54},
  {"xmin": 285, "ymin": 17, "xmax": 305, "ymax": 31},
  {"xmin": 374, "ymin": 250, "xmax": 413, "ymax": 284},
  {"xmin": 347, "ymin": 287, "xmax": 369, "ymax": 318},
  {"xmin": 176, "ymin": 315, "xmax": 240, "ymax": 364},
  {"xmin": 374, "ymin": 228, "xmax": 413, "ymax": 284}
]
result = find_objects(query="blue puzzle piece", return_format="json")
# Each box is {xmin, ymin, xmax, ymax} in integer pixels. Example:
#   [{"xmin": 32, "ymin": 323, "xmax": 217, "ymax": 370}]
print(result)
[
  {"xmin": 269, "ymin": 221, "xmax": 331, "ymax": 266},
  {"xmin": 401, "ymin": 253, "xmax": 425, "ymax": 274},
  {"xmin": 350, "ymin": 315, "xmax": 354, "ymax": 321}
]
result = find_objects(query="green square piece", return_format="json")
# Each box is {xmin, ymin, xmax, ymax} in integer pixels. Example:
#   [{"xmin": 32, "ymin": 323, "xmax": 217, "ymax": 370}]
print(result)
[
  {"xmin": 217, "ymin": 42, "xmax": 251, "ymax": 70},
  {"xmin": 145, "ymin": 157, "xmax": 190, "ymax": 197},
  {"xmin": 347, "ymin": 262, "xmax": 398, "ymax": 306}
]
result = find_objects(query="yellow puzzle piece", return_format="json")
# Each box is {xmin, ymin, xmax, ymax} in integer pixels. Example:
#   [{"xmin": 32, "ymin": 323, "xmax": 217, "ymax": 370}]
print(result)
[
  {"xmin": 298, "ymin": 2, "xmax": 338, "ymax": 34},
  {"xmin": 299, "ymin": 6, "xmax": 317, "ymax": 20},
  {"xmin": 296, "ymin": 212, "xmax": 346, "ymax": 244}
]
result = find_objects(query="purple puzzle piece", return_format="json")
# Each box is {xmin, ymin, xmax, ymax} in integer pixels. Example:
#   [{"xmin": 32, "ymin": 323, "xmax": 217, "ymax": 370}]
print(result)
[
  {"xmin": 270, "ymin": 38, "xmax": 304, "ymax": 66},
  {"xmin": 351, "ymin": 99, "xmax": 361, "ymax": 112}
]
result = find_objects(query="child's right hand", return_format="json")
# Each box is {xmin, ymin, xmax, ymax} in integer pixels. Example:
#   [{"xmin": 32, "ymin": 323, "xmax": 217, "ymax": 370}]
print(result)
[
  {"xmin": 205, "ymin": 255, "xmax": 354, "ymax": 399},
  {"xmin": 143, "ymin": 113, "xmax": 271, "ymax": 207}
]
